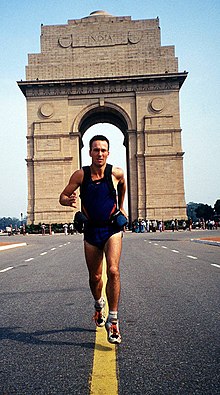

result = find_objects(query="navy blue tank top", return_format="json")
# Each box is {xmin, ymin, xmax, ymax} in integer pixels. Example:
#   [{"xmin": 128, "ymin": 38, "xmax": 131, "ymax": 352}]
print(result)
[{"xmin": 81, "ymin": 171, "xmax": 117, "ymax": 223}]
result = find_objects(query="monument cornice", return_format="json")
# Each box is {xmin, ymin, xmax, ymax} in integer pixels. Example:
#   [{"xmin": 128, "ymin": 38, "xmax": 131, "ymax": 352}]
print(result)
[
  {"xmin": 26, "ymin": 133, "xmax": 71, "ymax": 139},
  {"xmin": 136, "ymin": 152, "xmax": 184, "ymax": 158},
  {"xmin": 18, "ymin": 72, "xmax": 187, "ymax": 98},
  {"xmin": 144, "ymin": 128, "xmax": 182, "ymax": 134},
  {"xmin": 26, "ymin": 157, "xmax": 73, "ymax": 163}
]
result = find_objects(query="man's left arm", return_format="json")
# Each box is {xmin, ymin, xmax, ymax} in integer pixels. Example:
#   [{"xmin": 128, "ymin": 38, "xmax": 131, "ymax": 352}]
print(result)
[{"xmin": 113, "ymin": 167, "xmax": 127, "ymax": 218}]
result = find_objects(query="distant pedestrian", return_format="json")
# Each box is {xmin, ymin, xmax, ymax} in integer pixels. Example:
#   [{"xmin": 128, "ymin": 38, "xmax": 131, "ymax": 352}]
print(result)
[
  {"xmin": 189, "ymin": 218, "xmax": 192, "ymax": 231},
  {"xmin": 182, "ymin": 220, "xmax": 187, "ymax": 231},
  {"xmin": 69, "ymin": 223, "xmax": 74, "ymax": 235},
  {"xmin": 63, "ymin": 223, "xmax": 68, "ymax": 235},
  {"xmin": 152, "ymin": 220, "xmax": 157, "ymax": 232},
  {"xmin": 140, "ymin": 219, "xmax": 146, "ymax": 233},
  {"xmin": 175, "ymin": 219, "xmax": 179, "ymax": 231}
]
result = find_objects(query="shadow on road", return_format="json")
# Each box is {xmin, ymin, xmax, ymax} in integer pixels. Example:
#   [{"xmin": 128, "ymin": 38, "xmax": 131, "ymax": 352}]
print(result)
[{"xmin": 0, "ymin": 326, "xmax": 95, "ymax": 348}]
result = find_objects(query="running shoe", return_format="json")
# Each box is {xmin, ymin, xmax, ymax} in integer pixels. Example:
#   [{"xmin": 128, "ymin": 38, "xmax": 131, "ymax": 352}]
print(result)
[
  {"xmin": 93, "ymin": 298, "xmax": 106, "ymax": 327},
  {"xmin": 105, "ymin": 320, "xmax": 121, "ymax": 344}
]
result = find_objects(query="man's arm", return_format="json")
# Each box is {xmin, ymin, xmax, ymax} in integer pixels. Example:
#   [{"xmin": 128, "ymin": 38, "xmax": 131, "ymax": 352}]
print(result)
[
  {"xmin": 112, "ymin": 167, "xmax": 127, "ymax": 217},
  {"xmin": 59, "ymin": 169, "xmax": 83, "ymax": 207}
]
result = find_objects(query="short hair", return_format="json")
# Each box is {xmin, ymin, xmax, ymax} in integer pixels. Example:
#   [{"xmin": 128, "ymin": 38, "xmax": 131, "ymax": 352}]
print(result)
[{"xmin": 89, "ymin": 135, "xmax": 110, "ymax": 150}]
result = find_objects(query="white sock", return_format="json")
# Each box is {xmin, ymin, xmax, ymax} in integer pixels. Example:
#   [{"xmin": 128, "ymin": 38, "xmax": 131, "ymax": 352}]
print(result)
[
  {"xmin": 95, "ymin": 296, "xmax": 105, "ymax": 310},
  {"xmin": 108, "ymin": 311, "xmax": 118, "ymax": 322}
]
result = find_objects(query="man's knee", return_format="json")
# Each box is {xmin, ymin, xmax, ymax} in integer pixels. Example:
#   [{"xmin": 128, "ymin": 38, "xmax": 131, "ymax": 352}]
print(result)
[
  {"xmin": 107, "ymin": 265, "xmax": 120, "ymax": 281},
  {"xmin": 90, "ymin": 272, "xmax": 102, "ymax": 285}
]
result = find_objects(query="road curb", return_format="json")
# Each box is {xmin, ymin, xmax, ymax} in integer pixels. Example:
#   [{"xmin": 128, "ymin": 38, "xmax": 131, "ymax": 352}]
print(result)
[
  {"xmin": 191, "ymin": 239, "xmax": 220, "ymax": 247},
  {"xmin": 0, "ymin": 243, "xmax": 27, "ymax": 251}
]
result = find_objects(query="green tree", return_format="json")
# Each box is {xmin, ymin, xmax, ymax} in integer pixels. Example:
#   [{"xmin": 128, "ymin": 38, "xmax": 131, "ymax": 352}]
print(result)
[
  {"xmin": 0, "ymin": 216, "xmax": 26, "ymax": 230},
  {"xmin": 195, "ymin": 204, "xmax": 214, "ymax": 221},
  {"xmin": 187, "ymin": 202, "xmax": 200, "ymax": 222},
  {"xmin": 214, "ymin": 199, "xmax": 220, "ymax": 215}
]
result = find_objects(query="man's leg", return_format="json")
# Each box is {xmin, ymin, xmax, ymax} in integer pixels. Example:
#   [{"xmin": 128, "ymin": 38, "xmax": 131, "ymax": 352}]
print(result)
[
  {"xmin": 104, "ymin": 231, "xmax": 122, "ymax": 311},
  {"xmin": 84, "ymin": 240, "xmax": 104, "ymax": 301},
  {"xmin": 84, "ymin": 240, "xmax": 106, "ymax": 327},
  {"xmin": 104, "ymin": 231, "xmax": 123, "ymax": 344}
]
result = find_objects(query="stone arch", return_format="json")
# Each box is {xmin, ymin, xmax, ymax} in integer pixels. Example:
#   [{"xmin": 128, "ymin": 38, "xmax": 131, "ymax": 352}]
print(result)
[{"xmin": 72, "ymin": 102, "xmax": 132, "ymax": 137}]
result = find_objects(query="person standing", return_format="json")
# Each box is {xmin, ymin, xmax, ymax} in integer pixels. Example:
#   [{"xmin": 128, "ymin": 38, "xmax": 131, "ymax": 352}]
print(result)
[
  {"xmin": 152, "ymin": 219, "xmax": 157, "ymax": 232},
  {"xmin": 63, "ymin": 223, "xmax": 68, "ymax": 235},
  {"xmin": 41, "ymin": 223, "xmax": 46, "ymax": 235},
  {"xmin": 59, "ymin": 135, "xmax": 127, "ymax": 344}
]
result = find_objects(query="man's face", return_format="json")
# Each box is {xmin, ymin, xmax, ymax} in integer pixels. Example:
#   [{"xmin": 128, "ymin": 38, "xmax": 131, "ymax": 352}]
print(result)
[{"xmin": 89, "ymin": 140, "xmax": 109, "ymax": 167}]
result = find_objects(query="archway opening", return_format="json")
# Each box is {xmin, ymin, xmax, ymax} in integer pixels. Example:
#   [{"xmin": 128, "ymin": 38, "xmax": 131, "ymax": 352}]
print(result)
[{"xmin": 81, "ymin": 123, "xmax": 128, "ymax": 214}]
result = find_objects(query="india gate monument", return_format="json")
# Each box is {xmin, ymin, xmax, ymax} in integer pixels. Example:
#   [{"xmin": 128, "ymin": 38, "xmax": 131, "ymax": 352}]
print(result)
[{"xmin": 18, "ymin": 10, "xmax": 187, "ymax": 225}]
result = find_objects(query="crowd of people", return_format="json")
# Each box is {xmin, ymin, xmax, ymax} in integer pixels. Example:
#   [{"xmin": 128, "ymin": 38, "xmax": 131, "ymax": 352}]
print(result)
[
  {"xmin": 131, "ymin": 218, "xmax": 219, "ymax": 233},
  {"xmin": 193, "ymin": 218, "xmax": 218, "ymax": 230},
  {"xmin": 132, "ymin": 219, "xmax": 164, "ymax": 233},
  {"xmin": 3, "ymin": 218, "xmax": 219, "ymax": 237}
]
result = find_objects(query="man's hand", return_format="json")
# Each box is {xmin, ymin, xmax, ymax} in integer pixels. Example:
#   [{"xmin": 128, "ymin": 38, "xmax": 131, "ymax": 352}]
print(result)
[
  {"xmin": 68, "ymin": 192, "xmax": 77, "ymax": 207},
  {"xmin": 119, "ymin": 207, "xmax": 128, "ymax": 219},
  {"xmin": 59, "ymin": 169, "xmax": 83, "ymax": 208},
  {"xmin": 59, "ymin": 191, "xmax": 77, "ymax": 207}
]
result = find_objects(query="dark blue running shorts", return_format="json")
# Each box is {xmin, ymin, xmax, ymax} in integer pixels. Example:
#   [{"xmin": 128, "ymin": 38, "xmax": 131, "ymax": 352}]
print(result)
[{"xmin": 84, "ymin": 224, "xmax": 121, "ymax": 249}]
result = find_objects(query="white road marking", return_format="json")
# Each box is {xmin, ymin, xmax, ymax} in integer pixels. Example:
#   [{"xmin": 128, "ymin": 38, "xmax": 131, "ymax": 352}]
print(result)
[
  {"xmin": 161, "ymin": 246, "xmax": 168, "ymax": 249},
  {"xmin": 149, "ymin": 241, "xmax": 152, "ymax": 244},
  {"xmin": 0, "ymin": 242, "xmax": 70, "ymax": 274},
  {"xmin": 0, "ymin": 266, "xmax": 14, "ymax": 273},
  {"xmin": 171, "ymin": 250, "xmax": 179, "ymax": 253},
  {"xmin": 211, "ymin": 264, "xmax": 220, "ymax": 269},
  {"xmin": 187, "ymin": 255, "xmax": 198, "ymax": 260},
  {"xmin": 154, "ymin": 243, "xmax": 158, "ymax": 246}
]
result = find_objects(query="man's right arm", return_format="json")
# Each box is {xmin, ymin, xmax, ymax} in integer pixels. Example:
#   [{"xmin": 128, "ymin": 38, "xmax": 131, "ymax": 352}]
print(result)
[{"xmin": 59, "ymin": 169, "xmax": 83, "ymax": 207}]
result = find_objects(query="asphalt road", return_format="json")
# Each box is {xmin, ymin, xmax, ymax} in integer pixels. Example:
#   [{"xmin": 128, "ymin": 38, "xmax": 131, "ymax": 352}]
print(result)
[{"xmin": 0, "ymin": 230, "xmax": 219, "ymax": 395}]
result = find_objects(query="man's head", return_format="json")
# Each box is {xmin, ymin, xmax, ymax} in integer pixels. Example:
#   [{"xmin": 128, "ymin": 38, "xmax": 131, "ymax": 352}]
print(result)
[
  {"xmin": 89, "ymin": 135, "xmax": 110, "ymax": 167},
  {"xmin": 89, "ymin": 135, "xmax": 110, "ymax": 151}
]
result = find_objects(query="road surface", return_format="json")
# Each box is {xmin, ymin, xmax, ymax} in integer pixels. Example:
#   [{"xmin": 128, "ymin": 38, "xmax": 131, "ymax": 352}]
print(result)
[{"xmin": 0, "ymin": 230, "xmax": 219, "ymax": 394}]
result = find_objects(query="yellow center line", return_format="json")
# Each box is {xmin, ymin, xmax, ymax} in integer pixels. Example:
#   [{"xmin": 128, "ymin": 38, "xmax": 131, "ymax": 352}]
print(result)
[{"xmin": 90, "ymin": 256, "xmax": 119, "ymax": 395}]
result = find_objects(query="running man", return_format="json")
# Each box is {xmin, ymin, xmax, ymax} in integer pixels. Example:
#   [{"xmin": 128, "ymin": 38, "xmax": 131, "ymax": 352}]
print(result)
[{"xmin": 59, "ymin": 135, "xmax": 127, "ymax": 344}]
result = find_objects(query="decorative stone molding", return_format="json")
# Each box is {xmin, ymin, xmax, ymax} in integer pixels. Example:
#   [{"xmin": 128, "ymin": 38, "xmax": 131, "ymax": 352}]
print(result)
[
  {"xmin": 149, "ymin": 97, "xmax": 165, "ymax": 113},
  {"xmin": 39, "ymin": 103, "xmax": 54, "ymax": 118}
]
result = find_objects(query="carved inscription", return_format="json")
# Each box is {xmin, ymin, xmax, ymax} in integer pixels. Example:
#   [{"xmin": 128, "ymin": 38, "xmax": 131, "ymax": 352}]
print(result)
[{"xmin": 58, "ymin": 30, "xmax": 142, "ymax": 48}]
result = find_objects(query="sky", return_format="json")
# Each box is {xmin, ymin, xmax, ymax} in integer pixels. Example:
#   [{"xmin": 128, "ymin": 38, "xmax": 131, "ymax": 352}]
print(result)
[{"xmin": 0, "ymin": 0, "xmax": 219, "ymax": 218}]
